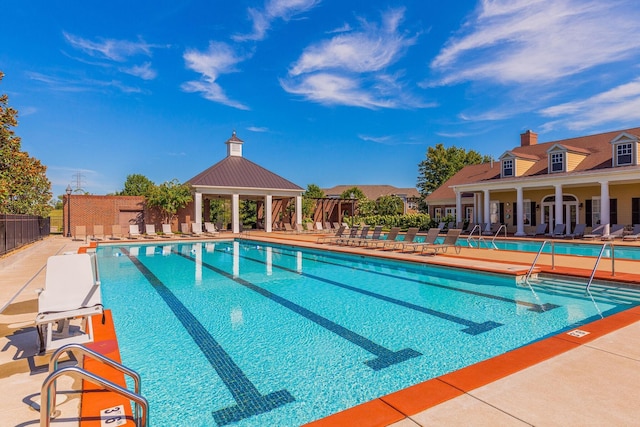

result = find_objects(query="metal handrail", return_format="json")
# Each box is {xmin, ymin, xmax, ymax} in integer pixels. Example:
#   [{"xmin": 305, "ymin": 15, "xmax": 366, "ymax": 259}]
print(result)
[
  {"xmin": 466, "ymin": 224, "xmax": 482, "ymax": 246},
  {"xmin": 491, "ymin": 224, "xmax": 508, "ymax": 244},
  {"xmin": 41, "ymin": 366, "xmax": 148, "ymax": 427},
  {"xmin": 525, "ymin": 240, "xmax": 549, "ymax": 284},
  {"xmin": 585, "ymin": 242, "xmax": 614, "ymax": 293}
]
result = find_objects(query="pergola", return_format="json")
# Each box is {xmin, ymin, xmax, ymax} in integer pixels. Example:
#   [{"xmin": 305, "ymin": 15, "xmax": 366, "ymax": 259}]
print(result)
[{"xmin": 187, "ymin": 132, "xmax": 304, "ymax": 233}]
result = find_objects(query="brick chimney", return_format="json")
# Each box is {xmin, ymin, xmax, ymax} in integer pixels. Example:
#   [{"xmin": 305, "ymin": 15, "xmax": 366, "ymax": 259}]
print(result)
[{"xmin": 520, "ymin": 130, "xmax": 537, "ymax": 147}]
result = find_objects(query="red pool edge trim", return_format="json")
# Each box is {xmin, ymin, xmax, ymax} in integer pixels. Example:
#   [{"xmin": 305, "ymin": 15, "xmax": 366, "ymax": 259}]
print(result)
[{"xmin": 304, "ymin": 306, "xmax": 640, "ymax": 427}]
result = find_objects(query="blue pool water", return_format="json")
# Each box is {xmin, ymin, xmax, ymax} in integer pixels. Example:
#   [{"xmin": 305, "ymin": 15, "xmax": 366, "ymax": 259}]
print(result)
[{"xmin": 96, "ymin": 241, "xmax": 640, "ymax": 426}]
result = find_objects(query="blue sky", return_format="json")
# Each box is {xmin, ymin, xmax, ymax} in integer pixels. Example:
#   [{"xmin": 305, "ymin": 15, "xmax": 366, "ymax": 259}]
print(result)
[{"xmin": 4, "ymin": 0, "xmax": 640, "ymax": 199}]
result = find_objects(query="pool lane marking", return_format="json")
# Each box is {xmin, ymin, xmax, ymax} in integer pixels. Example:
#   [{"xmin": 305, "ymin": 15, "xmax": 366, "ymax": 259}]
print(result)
[
  {"xmin": 218, "ymin": 247, "xmax": 502, "ymax": 336},
  {"xmin": 119, "ymin": 248, "xmax": 295, "ymax": 426},
  {"xmin": 174, "ymin": 250, "xmax": 422, "ymax": 371},
  {"xmin": 268, "ymin": 245, "xmax": 559, "ymax": 313}
]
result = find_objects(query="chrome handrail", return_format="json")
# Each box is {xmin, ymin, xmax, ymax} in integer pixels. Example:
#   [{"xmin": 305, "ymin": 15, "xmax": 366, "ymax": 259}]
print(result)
[
  {"xmin": 466, "ymin": 224, "xmax": 482, "ymax": 247},
  {"xmin": 525, "ymin": 240, "xmax": 549, "ymax": 284},
  {"xmin": 41, "ymin": 366, "xmax": 148, "ymax": 427},
  {"xmin": 491, "ymin": 224, "xmax": 507, "ymax": 245},
  {"xmin": 586, "ymin": 242, "xmax": 613, "ymax": 293}
]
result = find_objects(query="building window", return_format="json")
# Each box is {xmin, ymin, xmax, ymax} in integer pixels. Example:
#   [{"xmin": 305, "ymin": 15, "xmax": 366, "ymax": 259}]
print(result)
[
  {"xmin": 616, "ymin": 143, "xmax": 633, "ymax": 165},
  {"xmin": 434, "ymin": 207, "xmax": 442, "ymax": 222},
  {"xmin": 445, "ymin": 207, "xmax": 456, "ymax": 218},
  {"xmin": 591, "ymin": 197, "xmax": 601, "ymax": 227},
  {"xmin": 466, "ymin": 207, "xmax": 474, "ymax": 221},
  {"xmin": 550, "ymin": 152, "xmax": 564, "ymax": 172},
  {"xmin": 502, "ymin": 159, "xmax": 514, "ymax": 177}
]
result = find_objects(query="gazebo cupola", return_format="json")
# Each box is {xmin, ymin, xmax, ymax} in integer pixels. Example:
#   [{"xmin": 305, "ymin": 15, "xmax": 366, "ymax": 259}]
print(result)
[{"xmin": 226, "ymin": 130, "xmax": 244, "ymax": 157}]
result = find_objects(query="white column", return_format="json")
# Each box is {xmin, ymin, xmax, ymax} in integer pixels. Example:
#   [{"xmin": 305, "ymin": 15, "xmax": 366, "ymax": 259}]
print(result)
[
  {"xmin": 194, "ymin": 192, "xmax": 203, "ymax": 225},
  {"xmin": 483, "ymin": 189, "xmax": 490, "ymax": 226},
  {"xmin": 474, "ymin": 193, "xmax": 481, "ymax": 223},
  {"xmin": 455, "ymin": 190, "xmax": 462, "ymax": 225},
  {"xmin": 295, "ymin": 195, "xmax": 302, "ymax": 226},
  {"xmin": 265, "ymin": 195, "xmax": 273, "ymax": 233},
  {"xmin": 231, "ymin": 194, "xmax": 240, "ymax": 234},
  {"xmin": 600, "ymin": 181, "xmax": 610, "ymax": 236},
  {"xmin": 554, "ymin": 184, "xmax": 563, "ymax": 227},
  {"xmin": 515, "ymin": 186, "xmax": 525, "ymax": 236}
]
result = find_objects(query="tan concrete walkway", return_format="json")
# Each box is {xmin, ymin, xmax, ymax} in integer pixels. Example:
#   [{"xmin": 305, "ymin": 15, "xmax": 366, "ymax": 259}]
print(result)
[{"xmin": 2, "ymin": 234, "xmax": 639, "ymax": 426}]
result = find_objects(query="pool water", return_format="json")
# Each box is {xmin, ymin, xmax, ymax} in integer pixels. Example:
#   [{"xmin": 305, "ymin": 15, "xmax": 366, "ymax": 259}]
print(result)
[{"xmin": 96, "ymin": 241, "xmax": 639, "ymax": 426}]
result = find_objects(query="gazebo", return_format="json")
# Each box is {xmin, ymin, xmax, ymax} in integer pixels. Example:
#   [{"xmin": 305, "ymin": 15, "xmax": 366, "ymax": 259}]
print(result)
[{"xmin": 187, "ymin": 132, "xmax": 304, "ymax": 233}]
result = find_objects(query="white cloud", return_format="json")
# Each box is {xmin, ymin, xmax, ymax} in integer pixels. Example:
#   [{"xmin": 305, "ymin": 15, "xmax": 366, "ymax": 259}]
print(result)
[
  {"xmin": 181, "ymin": 42, "xmax": 250, "ymax": 110},
  {"xmin": 540, "ymin": 77, "xmax": 640, "ymax": 130},
  {"xmin": 27, "ymin": 71, "xmax": 143, "ymax": 94},
  {"xmin": 430, "ymin": 0, "xmax": 640, "ymax": 85},
  {"xmin": 63, "ymin": 32, "xmax": 157, "ymax": 62},
  {"xmin": 247, "ymin": 126, "xmax": 269, "ymax": 132},
  {"xmin": 121, "ymin": 62, "xmax": 157, "ymax": 80},
  {"xmin": 233, "ymin": 0, "xmax": 321, "ymax": 41},
  {"xmin": 282, "ymin": 8, "xmax": 424, "ymax": 109}
]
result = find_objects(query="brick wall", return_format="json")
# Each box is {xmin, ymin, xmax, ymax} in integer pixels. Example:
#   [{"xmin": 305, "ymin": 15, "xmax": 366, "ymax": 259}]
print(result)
[{"xmin": 63, "ymin": 195, "xmax": 145, "ymax": 236}]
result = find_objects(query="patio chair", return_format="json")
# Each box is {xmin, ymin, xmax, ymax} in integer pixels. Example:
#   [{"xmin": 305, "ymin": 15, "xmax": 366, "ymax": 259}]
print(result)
[
  {"xmin": 338, "ymin": 225, "xmax": 370, "ymax": 246},
  {"xmin": 181, "ymin": 222, "xmax": 193, "ymax": 236},
  {"xmin": 161, "ymin": 223, "xmax": 175, "ymax": 237},
  {"xmin": 129, "ymin": 224, "xmax": 142, "ymax": 239},
  {"xmin": 351, "ymin": 225, "xmax": 383, "ymax": 247},
  {"xmin": 400, "ymin": 227, "xmax": 441, "ymax": 253},
  {"xmin": 527, "ymin": 223, "xmax": 547, "ymax": 236},
  {"xmin": 110, "ymin": 224, "xmax": 122, "ymax": 240},
  {"xmin": 423, "ymin": 229, "xmax": 463, "ymax": 255},
  {"xmin": 366, "ymin": 227, "xmax": 401, "ymax": 248},
  {"xmin": 461, "ymin": 222, "xmax": 477, "ymax": 235},
  {"xmin": 192, "ymin": 222, "xmax": 204, "ymax": 236},
  {"xmin": 283, "ymin": 223, "xmax": 295, "ymax": 233},
  {"xmin": 74, "ymin": 225, "xmax": 87, "ymax": 242},
  {"xmin": 145, "ymin": 224, "xmax": 159, "ymax": 238},
  {"xmin": 35, "ymin": 253, "xmax": 103, "ymax": 352},
  {"xmin": 583, "ymin": 224, "xmax": 606, "ymax": 239},
  {"xmin": 601, "ymin": 224, "xmax": 625, "ymax": 240},
  {"xmin": 330, "ymin": 225, "xmax": 360, "ymax": 245},
  {"xmin": 482, "ymin": 223, "xmax": 499, "ymax": 236},
  {"xmin": 91, "ymin": 225, "xmax": 104, "ymax": 241},
  {"xmin": 546, "ymin": 223, "xmax": 566, "ymax": 238},
  {"xmin": 317, "ymin": 225, "xmax": 345, "ymax": 243},
  {"xmin": 383, "ymin": 227, "xmax": 419, "ymax": 250},
  {"xmin": 564, "ymin": 223, "xmax": 586, "ymax": 239},
  {"xmin": 204, "ymin": 222, "xmax": 220, "ymax": 236},
  {"xmin": 622, "ymin": 224, "xmax": 640, "ymax": 241},
  {"xmin": 324, "ymin": 222, "xmax": 333, "ymax": 232}
]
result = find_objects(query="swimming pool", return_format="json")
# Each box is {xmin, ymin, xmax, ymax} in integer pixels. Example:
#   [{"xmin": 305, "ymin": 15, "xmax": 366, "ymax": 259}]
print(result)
[{"xmin": 96, "ymin": 241, "xmax": 640, "ymax": 426}]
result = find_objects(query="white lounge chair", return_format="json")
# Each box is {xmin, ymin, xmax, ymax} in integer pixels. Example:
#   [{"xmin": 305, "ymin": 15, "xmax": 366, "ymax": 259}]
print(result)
[
  {"xmin": 162, "ymin": 224, "xmax": 175, "ymax": 237},
  {"xmin": 145, "ymin": 224, "xmax": 159, "ymax": 238},
  {"xmin": 601, "ymin": 224, "xmax": 625, "ymax": 240},
  {"xmin": 74, "ymin": 225, "xmax": 87, "ymax": 242},
  {"xmin": 35, "ymin": 253, "xmax": 103, "ymax": 353},
  {"xmin": 204, "ymin": 222, "xmax": 220, "ymax": 236},
  {"xmin": 129, "ymin": 224, "xmax": 142, "ymax": 239},
  {"xmin": 110, "ymin": 224, "xmax": 122, "ymax": 240},
  {"xmin": 91, "ymin": 225, "xmax": 104, "ymax": 241},
  {"xmin": 622, "ymin": 224, "xmax": 640, "ymax": 241},
  {"xmin": 192, "ymin": 222, "xmax": 204, "ymax": 236}
]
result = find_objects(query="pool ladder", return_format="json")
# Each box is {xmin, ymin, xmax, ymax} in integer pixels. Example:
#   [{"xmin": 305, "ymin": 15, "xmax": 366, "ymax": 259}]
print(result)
[
  {"xmin": 41, "ymin": 343, "xmax": 149, "ymax": 427},
  {"xmin": 467, "ymin": 224, "xmax": 506, "ymax": 250}
]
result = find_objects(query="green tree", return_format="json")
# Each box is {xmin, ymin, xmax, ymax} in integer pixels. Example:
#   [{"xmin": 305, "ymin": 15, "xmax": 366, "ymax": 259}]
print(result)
[
  {"xmin": 120, "ymin": 174, "xmax": 155, "ymax": 196},
  {"xmin": 0, "ymin": 72, "xmax": 52, "ymax": 216},
  {"xmin": 302, "ymin": 183, "xmax": 325, "ymax": 220},
  {"xmin": 146, "ymin": 179, "xmax": 192, "ymax": 224},
  {"xmin": 376, "ymin": 195, "xmax": 404, "ymax": 215},
  {"xmin": 417, "ymin": 143, "xmax": 491, "ymax": 196},
  {"xmin": 240, "ymin": 200, "xmax": 257, "ymax": 228},
  {"xmin": 339, "ymin": 186, "xmax": 366, "ymax": 200}
]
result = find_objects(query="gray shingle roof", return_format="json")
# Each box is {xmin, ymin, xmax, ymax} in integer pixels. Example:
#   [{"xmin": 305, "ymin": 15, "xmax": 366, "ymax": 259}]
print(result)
[{"xmin": 188, "ymin": 156, "xmax": 303, "ymax": 190}]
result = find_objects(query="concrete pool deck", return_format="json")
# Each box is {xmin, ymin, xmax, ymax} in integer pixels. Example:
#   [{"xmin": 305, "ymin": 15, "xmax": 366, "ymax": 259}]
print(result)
[{"xmin": 1, "ymin": 233, "xmax": 639, "ymax": 426}]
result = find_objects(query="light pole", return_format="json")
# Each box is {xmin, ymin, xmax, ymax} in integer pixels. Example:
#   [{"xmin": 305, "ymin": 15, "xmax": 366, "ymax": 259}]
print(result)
[{"xmin": 66, "ymin": 185, "xmax": 72, "ymax": 237}]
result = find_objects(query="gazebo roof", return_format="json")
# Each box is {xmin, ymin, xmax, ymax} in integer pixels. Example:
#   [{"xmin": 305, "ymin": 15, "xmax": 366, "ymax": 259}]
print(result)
[
  {"xmin": 187, "ymin": 132, "xmax": 303, "ymax": 191},
  {"xmin": 188, "ymin": 156, "xmax": 303, "ymax": 190}
]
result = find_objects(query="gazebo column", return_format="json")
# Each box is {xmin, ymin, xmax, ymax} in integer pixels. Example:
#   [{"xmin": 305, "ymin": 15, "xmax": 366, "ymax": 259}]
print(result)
[
  {"xmin": 600, "ymin": 181, "xmax": 610, "ymax": 235},
  {"xmin": 195, "ymin": 192, "xmax": 203, "ymax": 225},
  {"xmin": 554, "ymin": 184, "xmax": 563, "ymax": 228},
  {"xmin": 483, "ymin": 189, "xmax": 490, "ymax": 226},
  {"xmin": 295, "ymin": 195, "xmax": 302, "ymax": 226},
  {"xmin": 515, "ymin": 186, "xmax": 525, "ymax": 236},
  {"xmin": 231, "ymin": 193, "xmax": 240, "ymax": 233},
  {"xmin": 265, "ymin": 195, "xmax": 273, "ymax": 233},
  {"xmin": 455, "ymin": 190, "xmax": 462, "ymax": 225}
]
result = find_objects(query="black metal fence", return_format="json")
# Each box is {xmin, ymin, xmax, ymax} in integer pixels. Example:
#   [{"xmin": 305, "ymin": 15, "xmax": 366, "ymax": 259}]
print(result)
[{"xmin": 0, "ymin": 214, "xmax": 50, "ymax": 256}]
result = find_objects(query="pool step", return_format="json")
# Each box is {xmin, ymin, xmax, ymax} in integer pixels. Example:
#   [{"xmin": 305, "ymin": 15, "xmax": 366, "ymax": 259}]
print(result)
[{"xmin": 528, "ymin": 276, "xmax": 640, "ymax": 305}]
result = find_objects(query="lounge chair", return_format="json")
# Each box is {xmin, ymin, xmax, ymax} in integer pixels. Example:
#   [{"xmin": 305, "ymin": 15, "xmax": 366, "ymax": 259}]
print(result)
[
  {"xmin": 383, "ymin": 227, "xmax": 419, "ymax": 250},
  {"xmin": 192, "ymin": 222, "xmax": 204, "ymax": 236},
  {"xmin": 482, "ymin": 223, "xmax": 500, "ymax": 236},
  {"xmin": 400, "ymin": 227, "xmax": 441, "ymax": 253},
  {"xmin": 324, "ymin": 222, "xmax": 334, "ymax": 232},
  {"xmin": 110, "ymin": 224, "xmax": 122, "ymax": 240},
  {"xmin": 283, "ymin": 223, "xmax": 295, "ymax": 233},
  {"xmin": 145, "ymin": 224, "xmax": 159, "ymax": 238},
  {"xmin": 351, "ymin": 225, "xmax": 383, "ymax": 247},
  {"xmin": 366, "ymin": 227, "xmax": 401, "ymax": 248},
  {"xmin": 161, "ymin": 224, "xmax": 175, "ymax": 237},
  {"xmin": 546, "ymin": 223, "xmax": 566, "ymax": 238},
  {"xmin": 204, "ymin": 222, "xmax": 220, "ymax": 236},
  {"xmin": 74, "ymin": 225, "xmax": 87, "ymax": 242},
  {"xmin": 461, "ymin": 222, "xmax": 478, "ymax": 235},
  {"xmin": 338, "ymin": 225, "xmax": 370, "ymax": 246},
  {"xmin": 129, "ymin": 224, "xmax": 142, "ymax": 239},
  {"xmin": 91, "ymin": 225, "xmax": 104, "ymax": 241},
  {"xmin": 35, "ymin": 253, "xmax": 103, "ymax": 352},
  {"xmin": 527, "ymin": 223, "xmax": 547, "ymax": 236},
  {"xmin": 622, "ymin": 224, "xmax": 640, "ymax": 241},
  {"xmin": 601, "ymin": 224, "xmax": 625, "ymax": 240},
  {"xmin": 423, "ymin": 229, "xmax": 463, "ymax": 255},
  {"xmin": 583, "ymin": 224, "xmax": 605, "ymax": 239},
  {"xmin": 181, "ymin": 223, "xmax": 193, "ymax": 236},
  {"xmin": 317, "ymin": 225, "xmax": 346, "ymax": 243},
  {"xmin": 330, "ymin": 225, "xmax": 360, "ymax": 245},
  {"xmin": 564, "ymin": 223, "xmax": 586, "ymax": 239}
]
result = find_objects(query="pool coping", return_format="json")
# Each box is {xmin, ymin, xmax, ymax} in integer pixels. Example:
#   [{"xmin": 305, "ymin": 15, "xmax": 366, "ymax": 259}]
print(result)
[{"xmin": 80, "ymin": 237, "xmax": 640, "ymax": 426}]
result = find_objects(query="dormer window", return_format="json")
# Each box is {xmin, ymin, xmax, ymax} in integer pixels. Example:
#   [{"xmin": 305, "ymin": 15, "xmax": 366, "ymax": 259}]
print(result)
[
  {"xmin": 550, "ymin": 152, "xmax": 564, "ymax": 172},
  {"xmin": 502, "ymin": 159, "xmax": 514, "ymax": 177},
  {"xmin": 616, "ymin": 142, "xmax": 633, "ymax": 165}
]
